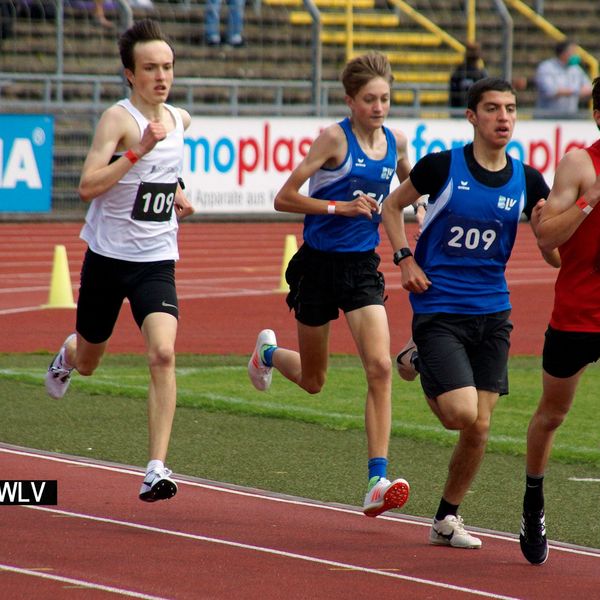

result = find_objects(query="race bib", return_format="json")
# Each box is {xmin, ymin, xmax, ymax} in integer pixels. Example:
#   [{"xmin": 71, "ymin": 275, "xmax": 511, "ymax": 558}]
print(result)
[
  {"xmin": 442, "ymin": 214, "xmax": 502, "ymax": 258},
  {"xmin": 347, "ymin": 177, "xmax": 390, "ymax": 223},
  {"xmin": 131, "ymin": 181, "xmax": 177, "ymax": 222}
]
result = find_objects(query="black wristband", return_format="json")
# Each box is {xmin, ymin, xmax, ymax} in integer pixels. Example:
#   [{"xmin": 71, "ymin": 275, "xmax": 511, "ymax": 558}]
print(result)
[{"xmin": 393, "ymin": 247, "xmax": 413, "ymax": 265}]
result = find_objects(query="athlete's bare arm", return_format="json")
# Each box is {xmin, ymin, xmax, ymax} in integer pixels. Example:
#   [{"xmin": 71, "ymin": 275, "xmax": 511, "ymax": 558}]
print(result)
[
  {"xmin": 274, "ymin": 124, "xmax": 378, "ymax": 218},
  {"xmin": 529, "ymin": 199, "xmax": 560, "ymax": 268},
  {"xmin": 382, "ymin": 177, "xmax": 432, "ymax": 293},
  {"xmin": 78, "ymin": 106, "xmax": 167, "ymax": 202},
  {"xmin": 537, "ymin": 148, "xmax": 600, "ymax": 252}
]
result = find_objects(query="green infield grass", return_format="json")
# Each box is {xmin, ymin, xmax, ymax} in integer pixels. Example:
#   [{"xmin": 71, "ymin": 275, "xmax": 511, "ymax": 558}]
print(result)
[{"xmin": 0, "ymin": 353, "xmax": 598, "ymax": 549}]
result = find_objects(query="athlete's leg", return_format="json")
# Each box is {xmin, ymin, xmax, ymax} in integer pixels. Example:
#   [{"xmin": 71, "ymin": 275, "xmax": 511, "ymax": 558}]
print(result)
[
  {"xmin": 441, "ymin": 389, "xmax": 498, "ymax": 505},
  {"xmin": 345, "ymin": 304, "xmax": 392, "ymax": 458},
  {"xmin": 68, "ymin": 335, "xmax": 107, "ymax": 376},
  {"xmin": 141, "ymin": 312, "xmax": 178, "ymax": 463},
  {"xmin": 526, "ymin": 369, "xmax": 582, "ymax": 475},
  {"xmin": 271, "ymin": 322, "xmax": 330, "ymax": 395},
  {"xmin": 430, "ymin": 386, "xmax": 479, "ymax": 431}
]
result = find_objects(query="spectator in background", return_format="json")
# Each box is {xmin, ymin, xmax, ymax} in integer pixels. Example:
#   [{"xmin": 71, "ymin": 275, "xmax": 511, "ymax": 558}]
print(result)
[
  {"xmin": 534, "ymin": 39, "xmax": 592, "ymax": 118},
  {"xmin": 205, "ymin": 0, "xmax": 245, "ymax": 47},
  {"xmin": 94, "ymin": 0, "xmax": 114, "ymax": 29},
  {"xmin": 0, "ymin": 0, "xmax": 14, "ymax": 41},
  {"xmin": 449, "ymin": 42, "xmax": 488, "ymax": 110}
]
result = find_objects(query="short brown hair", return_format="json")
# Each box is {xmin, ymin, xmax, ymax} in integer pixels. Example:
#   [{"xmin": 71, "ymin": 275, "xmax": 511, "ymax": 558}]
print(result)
[{"xmin": 341, "ymin": 52, "xmax": 393, "ymax": 98}]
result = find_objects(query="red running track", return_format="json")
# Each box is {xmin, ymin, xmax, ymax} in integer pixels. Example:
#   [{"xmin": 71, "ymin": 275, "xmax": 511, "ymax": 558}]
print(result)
[
  {"xmin": 2, "ymin": 443, "xmax": 600, "ymax": 600},
  {"xmin": 0, "ymin": 221, "xmax": 557, "ymax": 356},
  {"xmin": 1, "ymin": 222, "xmax": 585, "ymax": 599}
]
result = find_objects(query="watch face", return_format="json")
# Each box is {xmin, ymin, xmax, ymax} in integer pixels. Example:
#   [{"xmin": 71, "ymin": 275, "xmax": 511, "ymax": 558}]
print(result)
[{"xmin": 394, "ymin": 248, "xmax": 412, "ymax": 264}]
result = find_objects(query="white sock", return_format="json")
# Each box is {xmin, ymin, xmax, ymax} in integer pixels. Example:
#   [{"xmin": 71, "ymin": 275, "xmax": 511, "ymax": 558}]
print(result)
[
  {"xmin": 146, "ymin": 459, "xmax": 164, "ymax": 474},
  {"xmin": 61, "ymin": 336, "xmax": 76, "ymax": 370}
]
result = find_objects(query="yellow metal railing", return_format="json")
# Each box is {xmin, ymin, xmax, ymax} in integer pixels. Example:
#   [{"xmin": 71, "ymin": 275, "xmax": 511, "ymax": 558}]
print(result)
[
  {"xmin": 343, "ymin": 0, "xmax": 464, "ymax": 63},
  {"xmin": 345, "ymin": 0, "xmax": 353, "ymax": 60},
  {"xmin": 389, "ymin": 0, "xmax": 464, "ymax": 53},
  {"xmin": 466, "ymin": 0, "xmax": 476, "ymax": 44}
]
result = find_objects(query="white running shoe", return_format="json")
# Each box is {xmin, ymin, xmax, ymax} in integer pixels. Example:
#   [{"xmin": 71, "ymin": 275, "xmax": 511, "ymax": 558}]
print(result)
[
  {"xmin": 45, "ymin": 333, "xmax": 76, "ymax": 399},
  {"xmin": 139, "ymin": 466, "xmax": 178, "ymax": 502},
  {"xmin": 395, "ymin": 338, "xmax": 418, "ymax": 381},
  {"xmin": 430, "ymin": 515, "xmax": 482, "ymax": 548},
  {"xmin": 248, "ymin": 329, "xmax": 277, "ymax": 391},
  {"xmin": 363, "ymin": 477, "xmax": 410, "ymax": 517}
]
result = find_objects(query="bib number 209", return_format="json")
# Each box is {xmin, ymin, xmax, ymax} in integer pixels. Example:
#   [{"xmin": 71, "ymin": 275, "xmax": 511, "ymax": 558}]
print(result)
[
  {"xmin": 131, "ymin": 182, "xmax": 177, "ymax": 221},
  {"xmin": 443, "ymin": 215, "xmax": 502, "ymax": 258}
]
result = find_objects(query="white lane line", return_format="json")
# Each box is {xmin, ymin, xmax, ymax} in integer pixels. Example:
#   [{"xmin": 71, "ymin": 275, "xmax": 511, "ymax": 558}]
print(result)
[
  {"xmin": 2, "ymin": 445, "xmax": 599, "ymax": 559},
  {"xmin": 0, "ymin": 563, "xmax": 169, "ymax": 599},
  {"xmin": 25, "ymin": 505, "xmax": 519, "ymax": 600}
]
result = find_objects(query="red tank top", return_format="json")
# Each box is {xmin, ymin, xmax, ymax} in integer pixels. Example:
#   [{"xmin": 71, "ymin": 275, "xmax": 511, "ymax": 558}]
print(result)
[{"xmin": 550, "ymin": 139, "xmax": 600, "ymax": 332}]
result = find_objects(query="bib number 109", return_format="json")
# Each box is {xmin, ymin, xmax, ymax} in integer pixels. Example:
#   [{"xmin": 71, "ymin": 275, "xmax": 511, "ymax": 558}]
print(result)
[{"xmin": 131, "ymin": 181, "xmax": 177, "ymax": 222}]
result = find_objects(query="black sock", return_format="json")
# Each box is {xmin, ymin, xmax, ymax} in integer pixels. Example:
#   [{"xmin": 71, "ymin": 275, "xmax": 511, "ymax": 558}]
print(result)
[
  {"xmin": 524, "ymin": 474, "xmax": 545, "ymax": 512},
  {"xmin": 435, "ymin": 497, "xmax": 459, "ymax": 521},
  {"xmin": 412, "ymin": 352, "xmax": 420, "ymax": 373}
]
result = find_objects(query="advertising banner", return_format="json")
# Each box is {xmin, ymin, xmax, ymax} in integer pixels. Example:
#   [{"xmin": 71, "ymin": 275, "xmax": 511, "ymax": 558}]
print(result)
[
  {"xmin": 183, "ymin": 117, "xmax": 598, "ymax": 215},
  {"xmin": 0, "ymin": 115, "xmax": 54, "ymax": 212}
]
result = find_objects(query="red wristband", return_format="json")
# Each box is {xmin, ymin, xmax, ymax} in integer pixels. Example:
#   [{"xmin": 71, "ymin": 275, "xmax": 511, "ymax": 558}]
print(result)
[
  {"xmin": 125, "ymin": 149, "xmax": 139, "ymax": 164},
  {"xmin": 327, "ymin": 201, "xmax": 336, "ymax": 215},
  {"xmin": 575, "ymin": 196, "xmax": 593, "ymax": 215}
]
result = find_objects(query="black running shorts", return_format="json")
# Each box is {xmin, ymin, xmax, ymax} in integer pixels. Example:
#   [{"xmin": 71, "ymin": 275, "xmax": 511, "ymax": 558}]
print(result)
[
  {"xmin": 76, "ymin": 248, "xmax": 178, "ymax": 344},
  {"xmin": 542, "ymin": 325, "xmax": 600, "ymax": 378},
  {"xmin": 285, "ymin": 243, "xmax": 385, "ymax": 327},
  {"xmin": 412, "ymin": 310, "xmax": 513, "ymax": 399}
]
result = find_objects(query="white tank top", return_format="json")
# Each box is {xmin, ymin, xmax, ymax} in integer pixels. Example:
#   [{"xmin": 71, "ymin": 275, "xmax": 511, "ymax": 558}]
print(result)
[{"xmin": 80, "ymin": 99, "xmax": 183, "ymax": 262}]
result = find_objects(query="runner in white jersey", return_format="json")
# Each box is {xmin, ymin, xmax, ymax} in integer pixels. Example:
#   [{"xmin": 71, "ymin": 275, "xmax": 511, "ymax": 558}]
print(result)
[
  {"xmin": 247, "ymin": 52, "xmax": 413, "ymax": 518},
  {"xmin": 44, "ymin": 19, "xmax": 193, "ymax": 503}
]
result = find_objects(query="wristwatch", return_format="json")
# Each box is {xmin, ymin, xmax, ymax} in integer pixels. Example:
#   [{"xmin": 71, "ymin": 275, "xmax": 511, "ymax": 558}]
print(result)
[{"xmin": 393, "ymin": 247, "xmax": 413, "ymax": 265}]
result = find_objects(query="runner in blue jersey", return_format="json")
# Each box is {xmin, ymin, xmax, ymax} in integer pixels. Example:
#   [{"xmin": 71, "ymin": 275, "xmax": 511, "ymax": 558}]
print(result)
[
  {"xmin": 247, "ymin": 52, "xmax": 412, "ymax": 518},
  {"xmin": 382, "ymin": 78, "xmax": 560, "ymax": 549}
]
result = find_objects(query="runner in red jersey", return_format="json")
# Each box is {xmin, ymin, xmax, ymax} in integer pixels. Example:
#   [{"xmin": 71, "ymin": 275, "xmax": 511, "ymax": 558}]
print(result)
[{"xmin": 520, "ymin": 77, "xmax": 600, "ymax": 565}]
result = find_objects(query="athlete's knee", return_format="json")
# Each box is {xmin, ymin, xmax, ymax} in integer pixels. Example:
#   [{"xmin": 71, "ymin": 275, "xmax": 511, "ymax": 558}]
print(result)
[
  {"xmin": 300, "ymin": 373, "xmax": 326, "ymax": 395},
  {"xmin": 147, "ymin": 343, "xmax": 176, "ymax": 369},
  {"xmin": 438, "ymin": 404, "xmax": 479, "ymax": 431},
  {"xmin": 75, "ymin": 359, "xmax": 99, "ymax": 377},
  {"xmin": 363, "ymin": 355, "xmax": 392, "ymax": 384},
  {"xmin": 535, "ymin": 406, "xmax": 568, "ymax": 432}
]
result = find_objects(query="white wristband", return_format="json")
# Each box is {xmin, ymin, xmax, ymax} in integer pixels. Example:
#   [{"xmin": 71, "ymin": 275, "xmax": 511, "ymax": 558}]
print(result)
[{"xmin": 327, "ymin": 201, "xmax": 336, "ymax": 215}]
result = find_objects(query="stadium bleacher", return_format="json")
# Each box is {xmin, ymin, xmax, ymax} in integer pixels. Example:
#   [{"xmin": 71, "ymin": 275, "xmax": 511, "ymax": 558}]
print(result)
[{"xmin": 1, "ymin": 0, "xmax": 598, "ymax": 211}]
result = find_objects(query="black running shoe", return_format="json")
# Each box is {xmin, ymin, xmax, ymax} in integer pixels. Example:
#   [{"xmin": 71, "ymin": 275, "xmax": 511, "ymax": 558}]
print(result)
[{"xmin": 520, "ymin": 509, "xmax": 548, "ymax": 565}]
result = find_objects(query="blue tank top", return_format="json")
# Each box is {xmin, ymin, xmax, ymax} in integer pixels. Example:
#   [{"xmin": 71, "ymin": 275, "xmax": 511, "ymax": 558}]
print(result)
[
  {"xmin": 303, "ymin": 117, "xmax": 397, "ymax": 252},
  {"xmin": 411, "ymin": 146, "xmax": 525, "ymax": 314}
]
